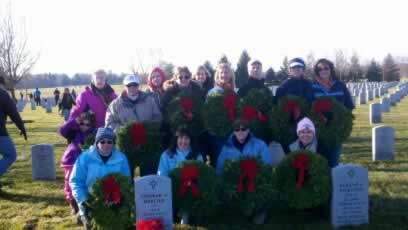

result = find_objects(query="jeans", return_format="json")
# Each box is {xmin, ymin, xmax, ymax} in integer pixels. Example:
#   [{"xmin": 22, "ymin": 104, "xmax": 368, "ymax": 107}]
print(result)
[
  {"xmin": 0, "ymin": 136, "xmax": 17, "ymax": 178},
  {"xmin": 63, "ymin": 109, "xmax": 71, "ymax": 121}
]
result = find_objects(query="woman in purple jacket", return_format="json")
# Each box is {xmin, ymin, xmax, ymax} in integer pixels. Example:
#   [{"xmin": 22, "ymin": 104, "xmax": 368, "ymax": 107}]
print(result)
[
  {"xmin": 59, "ymin": 112, "xmax": 96, "ymax": 215},
  {"xmin": 69, "ymin": 69, "xmax": 117, "ymax": 128}
]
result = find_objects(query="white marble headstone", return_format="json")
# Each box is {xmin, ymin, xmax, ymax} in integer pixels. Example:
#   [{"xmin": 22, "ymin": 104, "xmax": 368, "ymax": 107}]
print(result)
[
  {"xmin": 31, "ymin": 144, "xmax": 56, "ymax": 181},
  {"xmin": 135, "ymin": 175, "xmax": 173, "ymax": 230},
  {"xmin": 331, "ymin": 164, "xmax": 369, "ymax": 228},
  {"xmin": 372, "ymin": 126, "xmax": 395, "ymax": 161}
]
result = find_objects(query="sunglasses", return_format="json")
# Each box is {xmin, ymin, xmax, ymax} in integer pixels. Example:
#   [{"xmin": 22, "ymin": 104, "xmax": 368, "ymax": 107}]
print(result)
[
  {"xmin": 178, "ymin": 75, "xmax": 190, "ymax": 80},
  {"xmin": 79, "ymin": 122, "xmax": 92, "ymax": 127},
  {"xmin": 318, "ymin": 67, "xmax": 330, "ymax": 72},
  {"xmin": 234, "ymin": 127, "xmax": 248, "ymax": 132},
  {"xmin": 126, "ymin": 83, "xmax": 139, "ymax": 87},
  {"xmin": 99, "ymin": 140, "xmax": 113, "ymax": 145}
]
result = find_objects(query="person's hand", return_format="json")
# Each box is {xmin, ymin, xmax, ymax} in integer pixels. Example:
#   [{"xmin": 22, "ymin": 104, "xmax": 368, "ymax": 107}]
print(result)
[{"xmin": 20, "ymin": 129, "xmax": 27, "ymax": 141}]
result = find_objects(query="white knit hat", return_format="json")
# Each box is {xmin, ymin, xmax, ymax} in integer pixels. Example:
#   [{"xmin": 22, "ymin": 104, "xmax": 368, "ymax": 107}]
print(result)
[{"xmin": 296, "ymin": 117, "xmax": 316, "ymax": 134}]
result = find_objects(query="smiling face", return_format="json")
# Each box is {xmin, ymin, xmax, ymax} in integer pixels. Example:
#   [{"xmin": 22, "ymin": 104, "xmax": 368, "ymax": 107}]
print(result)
[
  {"xmin": 289, "ymin": 66, "xmax": 304, "ymax": 78},
  {"xmin": 125, "ymin": 83, "xmax": 139, "ymax": 96},
  {"xmin": 234, "ymin": 126, "xmax": 250, "ymax": 143},
  {"xmin": 93, "ymin": 71, "xmax": 107, "ymax": 89},
  {"xmin": 316, "ymin": 63, "xmax": 331, "ymax": 82},
  {"xmin": 151, "ymin": 71, "xmax": 163, "ymax": 87},
  {"xmin": 79, "ymin": 119, "xmax": 92, "ymax": 133},
  {"xmin": 97, "ymin": 138, "xmax": 114, "ymax": 156},
  {"xmin": 196, "ymin": 69, "xmax": 207, "ymax": 83},
  {"xmin": 298, "ymin": 129, "xmax": 315, "ymax": 146},
  {"xmin": 178, "ymin": 71, "xmax": 191, "ymax": 88},
  {"xmin": 177, "ymin": 135, "xmax": 191, "ymax": 151}
]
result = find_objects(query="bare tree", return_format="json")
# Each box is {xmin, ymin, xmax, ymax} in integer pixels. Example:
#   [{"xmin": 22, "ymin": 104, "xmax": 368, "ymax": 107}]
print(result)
[
  {"xmin": 0, "ymin": 6, "xmax": 37, "ymax": 99},
  {"xmin": 334, "ymin": 50, "xmax": 349, "ymax": 82}
]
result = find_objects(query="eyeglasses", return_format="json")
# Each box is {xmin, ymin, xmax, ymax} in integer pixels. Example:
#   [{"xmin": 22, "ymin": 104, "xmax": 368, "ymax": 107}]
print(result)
[
  {"xmin": 234, "ymin": 127, "xmax": 248, "ymax": 132},
  {"xmin": 178, "ymin": 75, "xmax": 190, "ymax": 80},
  {"xmin": 318, "ymin": 67, "xmax": 330, "ymax": 72},
  {"xmin": 79, "ymin": 122, "xmax": 91, "ymax": 127},
  {"xmin": 99, "ymin": 140, "xmax": 113, "ymax": 145}
]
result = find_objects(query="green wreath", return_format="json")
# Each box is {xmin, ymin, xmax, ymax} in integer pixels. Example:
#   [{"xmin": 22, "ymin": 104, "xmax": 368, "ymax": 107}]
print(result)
[
  {"xmin": 168, "ymin": 160, "xmax": 221, "ymax": 219},
  {"xmin": 116, "ymin": 121, "xmax": 162, "ymax": 176},
  {"xmin": 80, "ymin": 131, "xmax": 96, "ymax": 151},
  {"xmin": 273, "ymin": 150, "xmax": 331, "ymax": 210},
  {"xmin": 88, "ymin": 173, "xmax": 134, "ymax": 229},
  {"xmin": 310, "ymin": 96, "xmax": 354, "ymax": 149},
  {"xmin": 268, "ymin": 96, "xmax": 309, "ymax": 147},
  {"xmin": 202, "ymin": 91, "xmax": 238, "ymax": 138},
  {"xmin": 238, "ymin": 89, "xmax": 274, "ymax": 143},
  {"xmin": 165, "ymin": 92, "xmax": 203, "ymax": 137},
  {"xmin": 222, "ymin": 157, "xmax": 275, "ymax": 217}
]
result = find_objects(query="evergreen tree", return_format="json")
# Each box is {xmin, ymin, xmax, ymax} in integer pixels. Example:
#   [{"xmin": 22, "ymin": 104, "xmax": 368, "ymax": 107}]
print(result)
[
  {"xmin": 382, "ymin": 54, "xmax": 400, "ymax": 81},
  {"xmin": 365, "ymin": 59, "xmax": 382, "ymax": 82},
  {"xmin": 349, "ymin": 53, "xmax": 364, "ymax": 82},
  {"xmin": 265, "ymin": 67, "xmax": 275, "ymax": 84},
  {"xmin": 276, "ymin": 56, "xmax": 289, "ymax": 82},
  {"xmin": 159, "ymin": 61, "xmax": 175, "ymax": 79},
  {"xmin": 218, "ymin": 54, "xmax": 231, "ymax": 65},
  {"xmin": 235, "ymin": 50, "xmax": 251, "ymax": 88},
  {"xmin": 203, "ymin": 60, "xmax": 215, "ymax": 79}
]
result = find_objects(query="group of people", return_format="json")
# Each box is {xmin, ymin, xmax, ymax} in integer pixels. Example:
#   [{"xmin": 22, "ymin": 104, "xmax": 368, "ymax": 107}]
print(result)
[{"xmin": 0, "ymin": 56, "xmax": 354, "ymax": 229}]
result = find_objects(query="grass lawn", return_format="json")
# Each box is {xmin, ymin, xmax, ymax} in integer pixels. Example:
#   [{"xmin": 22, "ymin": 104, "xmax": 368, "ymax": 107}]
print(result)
[{"xmin": 1, "ymin": 88, "xmax": 408, "ymax": 229}]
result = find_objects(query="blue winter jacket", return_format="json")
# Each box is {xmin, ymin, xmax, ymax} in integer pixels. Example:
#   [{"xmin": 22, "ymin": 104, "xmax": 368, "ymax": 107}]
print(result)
[
  {"xmin": 312, "ymin": 80, "xmax": 355, "ymax": 110},
  {"xmin": 274, "ymin": 77, "xmax": 315, "ymax": 104},
  {"xmin": 157, "ymin": 148, "xmax": 204, "ymax": 176},
  {"xmin": 69, "ymin": 145, "xmax": 131, "ymax": 205},
  {"xmin": 216, "ymin": 134, "xmax": 273, "ymax": 175}
]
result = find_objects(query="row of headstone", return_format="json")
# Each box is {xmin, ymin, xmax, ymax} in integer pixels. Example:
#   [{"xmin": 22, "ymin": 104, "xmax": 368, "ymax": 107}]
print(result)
[{"xmin": 16, "ymin": 99, "xmax": 26, "ymax": 113}]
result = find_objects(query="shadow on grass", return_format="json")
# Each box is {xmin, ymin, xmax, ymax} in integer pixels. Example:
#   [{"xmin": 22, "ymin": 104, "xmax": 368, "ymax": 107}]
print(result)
[{"xmin": 0, "ymin": 190, "xmax": 65, "ymax": 206}]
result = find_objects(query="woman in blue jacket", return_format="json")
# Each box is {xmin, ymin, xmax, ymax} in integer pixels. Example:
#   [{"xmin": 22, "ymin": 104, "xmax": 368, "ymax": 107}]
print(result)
[
  {"xmin": 69, "ymin": 127, "xmax": 131, "ymax": 228},
  {"xmin": 216, "ymin": 119, "xmax": 273, "ymax": 175},
  {"xmin": 311, "ymin": 58, "xmax": 354, "ymax": 167}
]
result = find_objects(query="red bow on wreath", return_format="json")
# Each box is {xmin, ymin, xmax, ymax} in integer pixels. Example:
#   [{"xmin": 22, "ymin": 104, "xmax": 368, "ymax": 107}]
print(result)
[
  {"xmin": 136, "ymin": 218, "xmax": 164, "ymax": 230},
  {"xmin": 312, "ymin": 99, "xmax": 333, "ymax": 123},
  {"xmin": 102, "ymin": 176, "xmax": 121, "ymax": 204},
  {"xmin": 283, "ymin": 101, "xmax": 301, "ymax": 121},
  {"xmin": 223, "ymin": 94, "xmax": 237, "ymax": 121},
  {"xmin": 238, "ymin": 159, "xmax": 257, "ymax": 193},
  {"xmin": 179, "ymin": 165, "xmax": 200, "ymax": 198},
  {"xmin": 242, "ymin": 106, "xmax": 268, "ymax": 123},
  {"xmin": 130, "ymin": 122, "xmax": 146, "ymax": 146},
  {"xmin": 180, "ymin": 97, "xmax": 193, "ymax": 121},
  {"xmin": 292, "ymin": 153, "xmax": 310, "ymax": 189}
]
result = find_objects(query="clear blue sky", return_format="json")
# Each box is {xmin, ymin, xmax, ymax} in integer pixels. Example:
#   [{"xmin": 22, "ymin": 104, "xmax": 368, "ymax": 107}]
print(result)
[{"xmin": 3, "ymin": 0, "xmax": 408, "ymax": 75}]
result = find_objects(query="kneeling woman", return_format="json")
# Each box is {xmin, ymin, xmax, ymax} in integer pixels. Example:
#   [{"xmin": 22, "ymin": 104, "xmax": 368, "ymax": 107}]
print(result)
[
  {"xmin": 216, "ymin": 119, "xmax": 273, "ymax": 175},
  {"xmin": 158, "ymin": 127, "xmax": 204, "ymax": 177},
  {"xmin": 69, "ymin": 127, "xmax": 131, "ymax": 227}
]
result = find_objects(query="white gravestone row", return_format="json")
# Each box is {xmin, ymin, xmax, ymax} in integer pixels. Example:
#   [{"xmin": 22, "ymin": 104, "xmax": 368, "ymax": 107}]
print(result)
[
  {"xmin": 372, "ymin": 126, "xmax": 395, "ymax": 161},
  {"xmin": 380, "ymin": 97, "xmax": 390, "ymax": 113},
  {"xmin": 331, "ymin": 164, "xmax": 369, "ymax": 228},
  {"xmin": 31, "ymin": 144, "xmax": 56, "ymax": 181},
  {"xmin": 134, "ymin": 175, "xmax": 173, "ymax": 230},
  {"xmin": 369, "ymin": 103, "xmax": 382, "ymax": 124},
  {"xmin": 46, "ymin": 100, "xmax": 52, "ymax": 113}
]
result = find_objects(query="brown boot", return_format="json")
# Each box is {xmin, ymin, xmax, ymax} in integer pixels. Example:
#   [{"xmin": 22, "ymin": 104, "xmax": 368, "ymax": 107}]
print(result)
[{"xmin": 70, "ymin": 199, "xmax": 79, "ymax": 215}]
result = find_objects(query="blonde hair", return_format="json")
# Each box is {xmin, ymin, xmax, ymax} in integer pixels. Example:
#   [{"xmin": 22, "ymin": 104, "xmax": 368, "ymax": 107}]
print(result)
[{"xmin": 214, "ymin": 62, "xmax": 235, "ymax": 89}]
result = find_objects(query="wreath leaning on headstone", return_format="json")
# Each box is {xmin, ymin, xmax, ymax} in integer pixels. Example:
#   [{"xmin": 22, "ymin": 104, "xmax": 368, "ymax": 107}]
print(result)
[
  {"xmin": 202, "ymin": 90, "xmax": 238, "ymax": 138},
  {"xmin": 238, "ymin": 89, "xmax": 274, "ymax": 143},
  {"xmin": 273, "ymin": 150, "xmax": 331, "ymax": 210},
  {"xmin": 116, "ymin": 121, "xmax": 162, "ymax": 176},
  {"xmin": 165, "ymin": 91, "xmax": 204, "ymax": 137},
  {"xmin": 168, "ymin": 160, "xmax": 221, "ymax": 220},
  {"xmin": 222, "ymin": 156, "xmax": 275, "ymax": 217},
  {"xmin": 309, "ymin": 96, "xmax": 354, "ymax": 149},
  {"xmin": 268, "ymin": 96, "xmax": 310, "ymax": 147},
  {"xmin": 88, "ymin": 173, "xmax": 134, "ymax": 229}
]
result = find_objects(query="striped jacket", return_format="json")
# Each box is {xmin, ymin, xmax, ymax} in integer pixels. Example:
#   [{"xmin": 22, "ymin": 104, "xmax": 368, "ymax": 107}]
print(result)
[{"xmin": 312, "ymin": 81, "xmax": 355, "ymax": 110}]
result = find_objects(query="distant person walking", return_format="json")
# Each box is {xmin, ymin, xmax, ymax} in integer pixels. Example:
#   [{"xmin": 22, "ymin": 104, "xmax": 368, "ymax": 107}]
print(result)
[
  {"xmin": 59, "ymin": 88, "xmax": 76, "ymax": 121},
  {"xmin": 69, "ymin": 69, "xmax": 117, "ymax": 128},
  {"xmin": 34, "ymin": 87, "xmax": 41, "ymax": 106},
  {"xmin": 71, "ymin": 89, "xmax": 77, "ymax": 101},
  {"xmin": 54, "ymin": 88, "xmax": 61, "ymax": 105},
  {"xmin": 0, "ymin": 76, "xmax": 27, "ymax": 190}
]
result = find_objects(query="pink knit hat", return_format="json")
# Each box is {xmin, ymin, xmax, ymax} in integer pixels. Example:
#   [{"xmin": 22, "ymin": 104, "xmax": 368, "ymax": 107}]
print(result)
[{"xmin": 296, "ymin": 117, "xmax": 316, "ymax": 134}]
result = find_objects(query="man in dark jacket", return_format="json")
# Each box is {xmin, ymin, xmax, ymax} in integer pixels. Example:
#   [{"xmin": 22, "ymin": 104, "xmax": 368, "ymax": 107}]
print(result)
[
  {"xmin": 274, "ymin": 57, "xmax": 314, "ymax": 104},
  {"xmin": 237, "ymin": 60, "xmax": 272, "ymax": 98},
  {"xmin": 0, "ymin": 76, "xmax": 27, "ymax": 190}
]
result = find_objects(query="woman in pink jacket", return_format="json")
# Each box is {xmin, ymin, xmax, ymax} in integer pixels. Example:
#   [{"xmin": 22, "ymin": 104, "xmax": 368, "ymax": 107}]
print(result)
[{"xmin": 69, "ymin": 69, "xmax": 117, "ymax": 128}]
